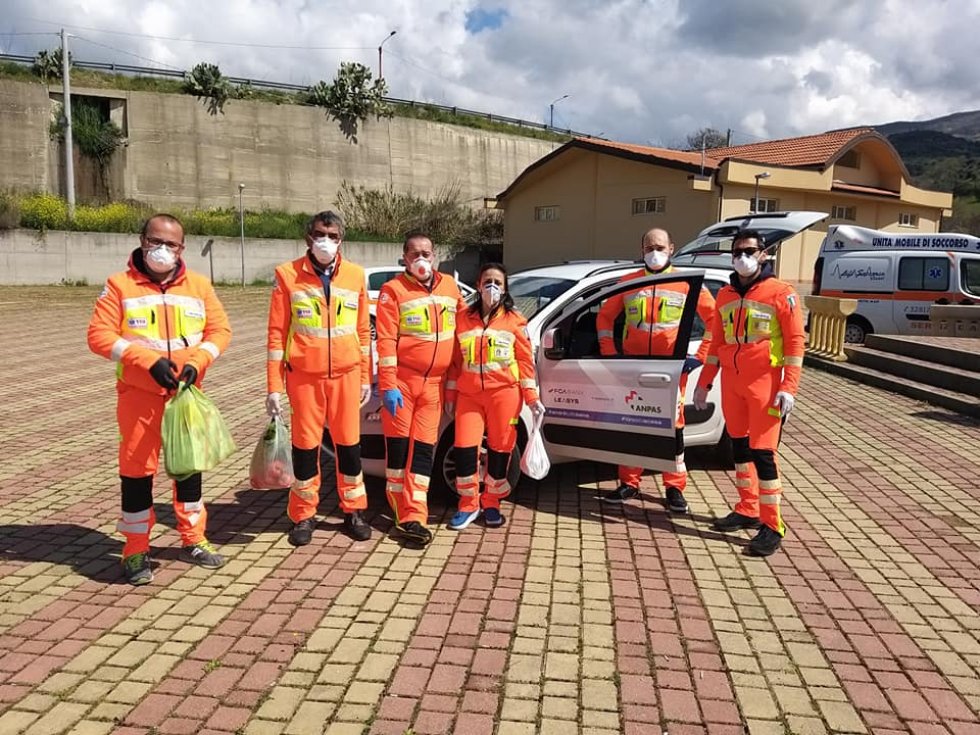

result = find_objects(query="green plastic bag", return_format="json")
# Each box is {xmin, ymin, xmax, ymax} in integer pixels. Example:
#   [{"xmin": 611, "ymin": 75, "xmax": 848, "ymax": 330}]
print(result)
[{"xmin": 162, "ymin": 384, "xmax": 237, "ymax": 480}]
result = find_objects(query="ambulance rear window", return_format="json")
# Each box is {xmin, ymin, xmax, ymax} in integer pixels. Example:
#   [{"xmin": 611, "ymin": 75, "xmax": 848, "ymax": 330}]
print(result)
[{"xmin": 898, "ymin": 257, "xmax": 949, "ymax": 291}]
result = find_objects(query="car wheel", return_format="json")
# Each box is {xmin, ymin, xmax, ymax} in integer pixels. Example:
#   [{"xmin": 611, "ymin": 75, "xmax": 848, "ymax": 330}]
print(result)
[
  {"xmin": 843, "ymin": 316, "xmax": 871, "ymax": 344},
  {"xmin": 713, "ymin": 429, "xmax": 734, "ymax": 470},
  {"xmin": 370, "ymin": 316, "xmax": 377, "ymax": 341}
]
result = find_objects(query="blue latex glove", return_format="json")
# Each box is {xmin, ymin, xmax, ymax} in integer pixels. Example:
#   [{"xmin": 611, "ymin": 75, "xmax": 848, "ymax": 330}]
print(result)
[
  {"xmin": 683, "ymin": 356, "xmax": 702, "ymax": 375},
  {"xmin": 383, "ymin": 388, "xmax": 404, "ymax": 416}
]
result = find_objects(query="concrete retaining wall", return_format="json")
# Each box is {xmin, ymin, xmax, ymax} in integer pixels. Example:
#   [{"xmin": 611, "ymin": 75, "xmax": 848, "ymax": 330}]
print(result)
[{"xmin": 0, "ymin": 229, "xmax": 414, "ymax": 285}]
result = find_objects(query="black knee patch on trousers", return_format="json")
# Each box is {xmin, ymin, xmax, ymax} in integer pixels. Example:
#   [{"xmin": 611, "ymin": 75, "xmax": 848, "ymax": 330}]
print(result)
[
  {"xmin": 335, "ymin": 444, "xmax": 362, "ymax": 476},
  {"xmin": 121, "ymin": 475, "xmax": 153, "ymax": 512},
  {"xmin": 674, "ymin": 427, "xmax": 686, "ymax": 455},
  {"xmin": 751, "ymin": 448, "xmax": 778, "ymax": 481},
  {"xmin": 487, "ymin": 449, "xmax": 510, "ymax": 480},
  {"xmin": 454, "ymin": 446, "xmax": 479, "ymax": 478},
  {"xmin": 410, "ymin": 441, "xmax": 435, "ymax": 476},
  {"xmin": 386, "ymin": 436, "xmax": 409, "ymax": 470},
  {"xmin": 731, "ymin": 436, "xmax": 752, "ymax": 464},
  {"xmin": 175, "ymin": 473, "xmax": 202, "ymax": 503},
  {"xmin": 292, "ymin": 445, "xmax": 320, "ymax": 481}
]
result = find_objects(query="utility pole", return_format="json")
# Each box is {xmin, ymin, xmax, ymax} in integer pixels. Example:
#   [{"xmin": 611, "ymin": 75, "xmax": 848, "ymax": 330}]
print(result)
[
  {"xmin": 238, "ymin": 183, "xmax": 246, "ymax": 288},
  {"xmin": 61, "ymin": 28, "xmax": 75, "ymax": 220}
]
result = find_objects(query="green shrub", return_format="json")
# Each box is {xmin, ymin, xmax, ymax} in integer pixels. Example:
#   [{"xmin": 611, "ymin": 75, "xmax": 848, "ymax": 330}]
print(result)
[
  {"xmin": 73, "ymin": 201, "xmax": 148, "ymax": 233},
  {"xmin": 0, "ymin": 190, "xmax": 21, "ymax": 230},
  {"xmin": 19, "ymin": 192, "xmax": 68, "ymax": 230}
]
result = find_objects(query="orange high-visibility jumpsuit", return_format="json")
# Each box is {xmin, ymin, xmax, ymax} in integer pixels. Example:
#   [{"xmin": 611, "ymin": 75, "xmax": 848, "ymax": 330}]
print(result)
[
  {"xmin": 445, "ymin": 306, "xmax": 539, "ymax": 513},
  {"xmin": 596, "ymin": 266, "xmax": 715, "ymax": 492},
  {"xmin": 87, "ymin": 252, "xmax": 232, "ymax": 558},
  {"xmin": 696, "ymin": 266, "xmax": 805, "ymax": 535},
  {"xmin": 375, "ymin": 272, "xmax": 465, "ymax": 525},
  {"xmin": 267, "ymin": 253, "xmax": 371, "ymax": 522}
]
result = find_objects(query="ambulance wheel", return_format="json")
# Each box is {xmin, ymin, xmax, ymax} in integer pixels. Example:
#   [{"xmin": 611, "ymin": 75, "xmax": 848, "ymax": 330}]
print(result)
[{"xmin": 844, "ymin": 316, "xmax": 871, "ymax": 344}]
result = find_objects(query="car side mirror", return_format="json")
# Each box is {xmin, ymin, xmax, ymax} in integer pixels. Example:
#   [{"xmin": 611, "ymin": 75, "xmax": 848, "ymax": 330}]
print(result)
[{"xmin": 542, "ymin": 327, "xmax": 564, "ymax": 359}]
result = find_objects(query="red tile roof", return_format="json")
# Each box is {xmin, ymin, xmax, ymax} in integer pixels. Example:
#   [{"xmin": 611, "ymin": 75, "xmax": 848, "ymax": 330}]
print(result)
[
  {"xmin": 576, "ymin": 138, "xmax": 720, "ymax": 170},
  {"xmin": 832, "ymin": 181, "xmax": 900, "ymax": 198},
  {"xmin": 707, "ymin": 128, "xmax": 876, "ymax": 167}
]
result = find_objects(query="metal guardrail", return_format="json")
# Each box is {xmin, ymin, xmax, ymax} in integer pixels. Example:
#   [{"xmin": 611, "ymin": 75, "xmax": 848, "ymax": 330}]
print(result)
[{"xmin": 0, "ymin": 52, "xmax": 593, "ymax": 138}]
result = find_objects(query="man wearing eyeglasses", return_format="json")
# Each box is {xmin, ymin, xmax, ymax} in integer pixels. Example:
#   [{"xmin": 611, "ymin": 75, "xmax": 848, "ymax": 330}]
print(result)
[
  {"xmin": 88, "ymin": 213, "xmax": 232, "ymax": 585},
  {"xmin": 266, "ymin": 211, "xmax": 372, "ymax": 546},
  {"xmin": 693, "ymin": 229, "xmax": 805, "ymax": 557}
]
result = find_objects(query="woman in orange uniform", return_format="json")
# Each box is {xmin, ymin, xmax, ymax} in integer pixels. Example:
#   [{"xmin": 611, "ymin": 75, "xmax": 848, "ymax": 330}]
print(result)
[{"xmin": 444, "ymin": 263, "xmax": 545, "ymax": 530}]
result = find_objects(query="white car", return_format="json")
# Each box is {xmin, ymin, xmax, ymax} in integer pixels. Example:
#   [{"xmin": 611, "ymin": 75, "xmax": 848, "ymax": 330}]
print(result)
[{"xmin": 354, "ymin": 211, "xmax": 826, "ymax": 493}]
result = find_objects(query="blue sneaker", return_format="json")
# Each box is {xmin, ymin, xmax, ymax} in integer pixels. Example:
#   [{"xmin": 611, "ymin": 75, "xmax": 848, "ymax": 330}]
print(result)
[
  {"xmin": 483, "ymin": 508, "xmax": 504, "ymax": 528},
  {"xmin": 448, "ymin": 509, "xmax": 480, "ymax": 530}
]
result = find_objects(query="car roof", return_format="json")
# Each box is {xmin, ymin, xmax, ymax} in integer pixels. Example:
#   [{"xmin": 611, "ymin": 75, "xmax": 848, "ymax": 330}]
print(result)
[{"xmin": 510, "ymin": 260, "xmax": 639, "ymax": 280}]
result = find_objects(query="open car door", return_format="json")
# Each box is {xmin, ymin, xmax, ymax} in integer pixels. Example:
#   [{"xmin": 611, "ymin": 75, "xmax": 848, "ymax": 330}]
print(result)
[{"xmin": 535, "ymin": 271, "xmax": 704, "ymax": 471}]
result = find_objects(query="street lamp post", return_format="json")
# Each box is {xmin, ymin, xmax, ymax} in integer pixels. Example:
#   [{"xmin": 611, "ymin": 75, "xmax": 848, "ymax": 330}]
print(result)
[
  {"xmin": 752, "ymin": 171, "xmax": 771, "ymax": 213},
  {"xmin": 378, "ymin": 30, "xmax": 396, "ymax": 79},
  {"xmin": 238, "ymin": 183, "xmax": 246, "ymax": 288},
  {"xmin": 549, "ymin": 94, "xmax": 569, "ymax": 129}
]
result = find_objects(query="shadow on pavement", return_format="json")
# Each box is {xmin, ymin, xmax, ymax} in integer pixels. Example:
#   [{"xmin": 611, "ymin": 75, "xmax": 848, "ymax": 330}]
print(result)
[{"xmin": 0, "ymin": 523, "xmax": 122, "ymax": 583}]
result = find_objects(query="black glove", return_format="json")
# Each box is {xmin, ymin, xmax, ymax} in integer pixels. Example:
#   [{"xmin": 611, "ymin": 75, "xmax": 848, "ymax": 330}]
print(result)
[
  {"xmin": 149, "ymin": 358, "xmax": 179, "ymax": 390},
  {"xmin": 683, "ymin": 356, "xmax": 703, "ymax": 375},
  {"xmin": 178, "ymin": 364, "xmax": 198, "ymax": 388}
]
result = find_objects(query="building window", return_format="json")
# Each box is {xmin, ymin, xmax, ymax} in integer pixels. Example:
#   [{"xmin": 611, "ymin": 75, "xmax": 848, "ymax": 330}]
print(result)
[
  {"xmin": 751, "ymin": 198, "xmax": 780, "ymax": 213},
  {"xmin": 899, "ymin": 212, "xmax": 919, "ymax": 228},
  {"xmin": 831, "ymin": 205, "xmax": 856, "ymax": 221},
  {"xmin": 899, "ymin": 257, "xmax": 949, "ymax": 291},
  {"xmin": 534, "ymin": 205, "xmax": 560, "ymax": 222},
  {"xmin": 631, "ymin": 197, "xmax": 666, "ymax": 215},
  {"xmin": 837, "ymin": 150, "xmax": 861, "ymax": 168}
]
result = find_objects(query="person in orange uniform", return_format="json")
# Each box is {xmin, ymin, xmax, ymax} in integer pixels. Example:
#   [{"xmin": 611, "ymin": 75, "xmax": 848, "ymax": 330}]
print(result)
[
  {"xmin": 443, "ymin": 263, "xmax": 545, "ymax": 530},
  {"xmin": 87, "ymin": 214, "xmax": 231, "ymax": 586},
  {"xmin": 375, "ymin": 231, "xmax": 465, "ymax": 546},
  {"xmin": 693, "ymin": 229, "xmax": 805, "ymax": 556},
  {"xmin": 266, "ymin": 211, "xmax": 373, "ymax": 546},
  {"xmin": 596, "ymin": 227, "xmax": 716, "ymax": 512}
]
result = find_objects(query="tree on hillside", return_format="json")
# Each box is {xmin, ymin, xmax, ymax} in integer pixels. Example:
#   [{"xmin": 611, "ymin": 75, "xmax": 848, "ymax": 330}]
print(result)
[
  {"xmin": 307, "ymin": 62, "xmax": 392, "ymax": 143},
  {"xmin": 184, "ymin": 63, "xmax": 231, "ymax": 116},
  {"xmin": 33, "ymin": 48, "xmax": 71, "ymax": 84},
  {"xmin": 685, "ymin": 127, "xmax": 729, "ymax": 151}
]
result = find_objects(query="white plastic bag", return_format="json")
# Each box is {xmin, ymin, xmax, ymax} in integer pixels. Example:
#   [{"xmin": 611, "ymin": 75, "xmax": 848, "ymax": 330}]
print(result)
[
  {"xmin": 520, "ymin": 414, "xmax": 551, "ymax": 480},
  {"xmin": 249, "ymin": 416, "xmax": 294, "ymax": 489}
]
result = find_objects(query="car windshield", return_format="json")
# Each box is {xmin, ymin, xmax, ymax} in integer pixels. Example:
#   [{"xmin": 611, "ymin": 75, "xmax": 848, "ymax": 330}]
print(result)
[{"xmin": 508, "ymin": 275, "xmax": 578, "ymax": 320}]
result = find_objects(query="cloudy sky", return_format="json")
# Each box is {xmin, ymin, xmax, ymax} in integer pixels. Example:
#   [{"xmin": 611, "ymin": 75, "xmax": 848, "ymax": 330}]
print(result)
[{"xmin": 1, "ymin": 0, "xmax": 977, "ymax": 147}]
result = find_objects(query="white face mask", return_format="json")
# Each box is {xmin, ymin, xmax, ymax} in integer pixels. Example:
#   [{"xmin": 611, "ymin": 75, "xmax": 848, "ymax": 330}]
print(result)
[
  {"xmin": 311, "ymin": 237, "xmax": 339, "ymax": 265},
  {"xmin": 145, "ymin": 246, "xmax": 177, "ymax": 274},
  {"xmin": 733, "ymin": 253, "xmax": 761, "ymax": 277},
  {"xmin": 644, "ymin": 249, "xmax": 669, "ymax": 271},
  {"xmin": 410, "ymin": 257, "xmax": 433, "ymax": 281},
  {"xmin": 482, "ymin": 283, "xmax": 502, "ymax": 307}
]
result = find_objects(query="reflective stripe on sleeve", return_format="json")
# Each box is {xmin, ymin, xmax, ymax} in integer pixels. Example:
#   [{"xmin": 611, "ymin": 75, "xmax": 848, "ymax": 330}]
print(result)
[
  {"xmin": 200, "ymin": 341, "xmax": 220, "ymax": 359},
  {"xmin": 110, "ymin": 338, "xmax": 131, "ymax": 362}
]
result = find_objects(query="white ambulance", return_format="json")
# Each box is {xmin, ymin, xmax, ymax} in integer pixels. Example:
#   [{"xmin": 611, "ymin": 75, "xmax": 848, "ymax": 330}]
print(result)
[{"xmin": 812, "ymin": 224, "xmax": 980, "ymax": 342}]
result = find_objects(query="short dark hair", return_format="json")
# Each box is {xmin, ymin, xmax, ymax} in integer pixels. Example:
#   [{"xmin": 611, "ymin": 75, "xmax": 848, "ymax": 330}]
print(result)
[
  {"xmin": 732, "ymin": 228, "xmax": 765, "ymax": 250},
  {"xmin": 307, "ymin": 210, "xmax": 345, "ymax": 239},
  {"xmin": 469, "ymin": 262, "xmax": 515, "ymax": 316},
  {"xmin": 140, "ymin": 213, "xmax": 184, "ymax": 240},
  {"xmin": 403, "ymin": 230, "xmax": 433, "ymax": 252}
]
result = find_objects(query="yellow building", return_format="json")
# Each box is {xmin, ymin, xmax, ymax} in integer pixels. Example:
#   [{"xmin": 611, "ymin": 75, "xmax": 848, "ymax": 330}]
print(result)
[{"xmin": 496, "ymin": 128, "xmax": 953, "ymax": 282}]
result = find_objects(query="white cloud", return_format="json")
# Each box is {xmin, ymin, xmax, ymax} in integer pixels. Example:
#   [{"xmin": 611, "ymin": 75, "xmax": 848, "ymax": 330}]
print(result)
[{"xmin": 0, "ymin": 0, "xmax": 976, "ymax": 145}]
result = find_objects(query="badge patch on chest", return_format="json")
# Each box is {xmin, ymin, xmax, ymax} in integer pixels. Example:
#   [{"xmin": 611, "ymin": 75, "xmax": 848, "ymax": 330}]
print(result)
[
  {"xmin": 405, "ymin": 314, "xmax": 424, "ymax": 326},
  {"xmin": 127, "ymin": 317, "xmax": 148, "ymax": 329},
  {"xmin": 297, "ymin": 307, "xmax": 313, "ymax": 319}
]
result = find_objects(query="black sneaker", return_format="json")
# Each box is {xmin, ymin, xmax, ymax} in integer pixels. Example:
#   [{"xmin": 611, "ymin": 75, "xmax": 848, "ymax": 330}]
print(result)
[
  {"xmin": 122, "ymin": 551, "xmax": 153, "ymax": 586},
  {"xmin": 288, "ymin": 518, "xmax": 316, "ymax": 547},
  {"xmin": 748, "ymin": 525, "xmax": 783, "ymax": 556},
  {"xmin": 602, "ymin": 484, "xmax": 639, "ymax": 503},
  {"xmin": 343, "ymin": 511, "xmax": 372, "ymax": 541},
  {"xmin": 179, "ymin": 540, "xmax": 225, "ymax": 569},
  {"xmin": 712, "ymin": 511, "xmax": 761, "ymax": 532},
  {"xmin": 397, "ymin": 521, "xmax": 433, "ymax": 546},
  {"xmin": 665, "ymin": 487, "xmax": 689, "ymax": 513}
]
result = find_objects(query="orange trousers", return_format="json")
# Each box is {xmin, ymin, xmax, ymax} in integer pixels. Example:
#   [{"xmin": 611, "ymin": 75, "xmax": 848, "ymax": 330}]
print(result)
[
  {"xmin": 116, "ymin": 384, "xmax": 207, "ymax": 557},
  {"xmin": 620, "ymin": 374, "xmax": 689, "ymax": 491},
  {"xmin": 382, "ymin": 372, "xmax": 442, "ymax": 525},
  {"xmin": 720, "ymin": 367, "xmax": 785, "ymax": 534},
  {"xmin": 454, "ymin": 386, "xmax": 522, "ymax": 513},
  {"xmin": 286, "ymin": 368, "xmax": 366, "ymax": 521}
]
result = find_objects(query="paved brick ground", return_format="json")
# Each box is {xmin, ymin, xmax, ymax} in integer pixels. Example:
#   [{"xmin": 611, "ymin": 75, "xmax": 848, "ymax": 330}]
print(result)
[{"xmin": 2, "ymin": 285, "xmax": 979, "ymax": 735}]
